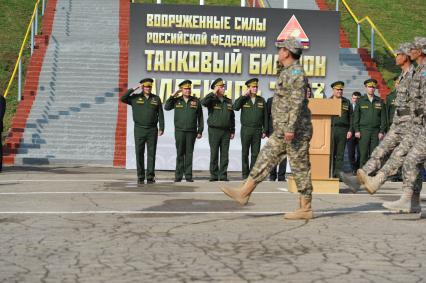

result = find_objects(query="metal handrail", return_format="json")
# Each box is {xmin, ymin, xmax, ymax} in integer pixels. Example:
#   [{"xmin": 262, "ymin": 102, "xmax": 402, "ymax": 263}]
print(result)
[
  {"xmin": 339, "ymin": 0, "xmax": 395, "ymax": 58},
  {"xmin": 3, "ymin": 0, "xmax": 45, "ymax": 99}
]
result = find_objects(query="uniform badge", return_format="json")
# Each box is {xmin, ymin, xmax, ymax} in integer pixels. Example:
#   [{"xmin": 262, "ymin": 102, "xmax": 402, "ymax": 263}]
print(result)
[
  {"xmin": 257, "ymin": 102, "xmax": 264, "ymax": 108},
  {"xmin": 243, "ymin": 103, "xmax": 251, "ymax": 108}
]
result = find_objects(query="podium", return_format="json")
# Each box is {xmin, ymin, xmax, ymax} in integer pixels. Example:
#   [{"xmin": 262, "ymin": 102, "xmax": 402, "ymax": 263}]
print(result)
[{"xmin": 288, "ymin": 98, "xmax": 341, "ymax": 194}]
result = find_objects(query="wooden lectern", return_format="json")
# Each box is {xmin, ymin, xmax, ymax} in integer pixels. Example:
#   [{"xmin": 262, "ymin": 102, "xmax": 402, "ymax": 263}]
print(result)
[{"xmin": 288, "ymin": 98, "xmax": 342, "ymax": 194}]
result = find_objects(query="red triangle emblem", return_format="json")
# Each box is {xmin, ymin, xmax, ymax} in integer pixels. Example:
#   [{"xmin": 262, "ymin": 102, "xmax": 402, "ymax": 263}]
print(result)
[{"xmin": 277, "ymin": 15, "xmax": 310, "ymax": 49}]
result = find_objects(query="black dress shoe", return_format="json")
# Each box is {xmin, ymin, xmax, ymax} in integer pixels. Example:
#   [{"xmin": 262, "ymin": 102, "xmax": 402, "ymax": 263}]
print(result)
[
  {"xmin": 209, "ymin": 178, "xmax": 218, "ymax": 182},
  {"xmin": 185, "ymin": 179, "xmax": 194, "ymax": 182},
  {"xmin": 269, "ymin": 176, "xmax": 277, "ymax": 181},
  {"xmin": 174, "ymin": 179, "xmax": 182, "ymax": 182},
  {"xmin": 277, "ymin": 178, "xmax": 287, "ymax": 182},
  {"xmin": 137, "ymin": 179, "xmax": 144, "ymax": 186},
  {"xmin": 147, "ymin": 179, "xmax": 156, "ymax": 184}
]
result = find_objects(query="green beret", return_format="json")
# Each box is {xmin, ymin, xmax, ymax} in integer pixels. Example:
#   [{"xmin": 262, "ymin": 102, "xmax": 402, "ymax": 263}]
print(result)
[
  {"xmin": 331, "ymin": 81, "xmax": 345, "ymax": 90},
  {"xmin": 210, "ymin": 78, "xmax": 225, "ymax": 89},
  {"xmin": 245, "ymin": 78, "xmax": 259, "ymax": 87}
]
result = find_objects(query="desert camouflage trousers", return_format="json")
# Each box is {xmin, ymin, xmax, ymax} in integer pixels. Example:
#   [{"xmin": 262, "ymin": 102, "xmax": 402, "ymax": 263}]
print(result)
[
  {"xmin": 362, "ymin": 118, "xmax": 410, "ymax": 175},
  {"xmin": 402, "ymin": 128, "xmax": 426, "ymax": 193},
  {"xmin": 249, "ymin": 132, "xmax": 313, "ymax": 198}
]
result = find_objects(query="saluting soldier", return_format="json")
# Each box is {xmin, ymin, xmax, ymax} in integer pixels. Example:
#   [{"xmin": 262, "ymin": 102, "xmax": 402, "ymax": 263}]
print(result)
[
  {"xmin": 353, "ymin": 79, "xmax": 386, "ymax": 167},
  {"xmin": 164, "ymin": 80, "xmax": 204, "ymax": 182},
  {"xmin": 201, "ymin": 78, "xmax": 235, "ymax": 182},
  {"xmin": 121, "ymin": 78, "xmax": 164, "ymax": 185},
  {"xmin": 330, "ymin": 81, "xmax": 353, "ymax": 178},
  {"xmin": 233, "ymin": 78, "xmax": 268, "ymax": 179}
]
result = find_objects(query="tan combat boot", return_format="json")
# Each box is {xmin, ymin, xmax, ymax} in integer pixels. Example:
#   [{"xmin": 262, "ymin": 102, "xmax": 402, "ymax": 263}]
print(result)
[
  {"xmin": 284, "ymin": 196, "xmax": 314, "ymax": 220},
  {"xmin": 363, "ymin": 172, "xmax": 386, "ymax": 194},
  {"xmin": 356, "ymin": 169, "xmax": 368, "ymax": 185},
  {"xmin": 221, "ymin": 177, "xmax": 257, "ymax": 205},
  {"xmin": 382, "ymin": 189, "xmax": 422, "ymax": 213}
]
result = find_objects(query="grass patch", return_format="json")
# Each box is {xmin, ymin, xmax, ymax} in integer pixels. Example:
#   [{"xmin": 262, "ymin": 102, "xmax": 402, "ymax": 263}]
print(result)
[
  {"xmin": 325, "ymin": 0, "xmax": 426, "ymax": 85},
  {"xmin": 0, "ymin": 0, "xmax": 42, "ymax": 138}
]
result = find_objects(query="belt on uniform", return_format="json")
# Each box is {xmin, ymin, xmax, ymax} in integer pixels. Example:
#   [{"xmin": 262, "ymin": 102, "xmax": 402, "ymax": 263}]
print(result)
[{"xmin": 396, "ymin": 109, "xmax": 410, "ymax": 116}]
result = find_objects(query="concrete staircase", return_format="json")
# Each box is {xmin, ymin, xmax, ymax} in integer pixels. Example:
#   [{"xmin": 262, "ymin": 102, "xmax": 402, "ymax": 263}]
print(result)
[{"xmin": 12, "ymin": 0, "xmax": 120, "ymax": 165}]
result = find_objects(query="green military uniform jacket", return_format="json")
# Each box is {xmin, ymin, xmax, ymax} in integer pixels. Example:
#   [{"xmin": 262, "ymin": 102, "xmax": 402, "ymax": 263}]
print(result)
[
  {"xmin": 164, "ymin": 95, "xmax": 204, "ymax": 134},
  {"xmin": 353, "ymin": 94, "xmax": 386, "ymax": 133},
  {"xmin": 385, "ymin": 90, "xmax": 396, "ymax": 131},
  {"xmin": 331, "ymin": 96, "xmax": 353, "ymax": 131},
  {"xmin": 233, "ymin": 95, "xmax": 268, "ymax": 133},
  {"xmin": 201, "ymin": 92, "xmax": 235, "ymax": 134},
  {"xmin": 121, "ymin": 89, "xmax": 165, "ymax": 131}
]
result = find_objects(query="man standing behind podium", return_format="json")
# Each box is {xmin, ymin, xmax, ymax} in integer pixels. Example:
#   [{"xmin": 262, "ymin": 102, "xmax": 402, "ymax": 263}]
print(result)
[
  {"xmin": 233, "ymin": 78, "xmax": 267, "ymax": 179},
  {"xmin": 201, "ymin": 78, "xmax": 235, "ymax": 181},
  {"xmin": 164, "ymin": 80, "xmax": 203, "ymax": 182},
  {"xmin": 121, "ymin": 78, "xmax": 164, "ymax": 185},
  {"xmin": 0, "ymin": 95, "xmax": 5, "ymax": 173}
]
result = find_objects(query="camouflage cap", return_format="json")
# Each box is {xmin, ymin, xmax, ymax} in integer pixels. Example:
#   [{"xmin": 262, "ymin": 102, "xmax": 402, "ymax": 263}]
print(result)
[
  {"xmin": 394, "ymin": 42, "xmax": 411, "ymax": 56},
  {"xmin": 413, "ymin": 37, "xmax": 426, "ymax": 53},
  {"xmin": 275, "ymin": 37, "xmax": 303, "ymax": 55}
]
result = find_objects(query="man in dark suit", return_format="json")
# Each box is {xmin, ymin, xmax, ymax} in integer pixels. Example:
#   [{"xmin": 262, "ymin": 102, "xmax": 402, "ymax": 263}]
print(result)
[
  {"xmin": 347, "ymin": 91, "xmax": 361, "ymax": 174},
  {"xmin": 0, "ymin": 95, "xmax": 6, "ymax": 172},
  {"xmin": 266, "ymin": 96, "xmax": 287, "ymax": 181}
]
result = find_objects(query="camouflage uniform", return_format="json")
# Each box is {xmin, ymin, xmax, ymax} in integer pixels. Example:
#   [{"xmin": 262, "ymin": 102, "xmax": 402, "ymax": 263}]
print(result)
[
  {"xmin": 249, "ymin": 60, "xmax": 313, "ymax": 198},
  {"xmin": 401, "ymin": 38, "xmax": 426, "ymax": 194}
]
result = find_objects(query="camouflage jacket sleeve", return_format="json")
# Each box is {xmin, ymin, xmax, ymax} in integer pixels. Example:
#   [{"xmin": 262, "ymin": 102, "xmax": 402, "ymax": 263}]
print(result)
[
  {"xmin": 410, "ymin": 65, "xmax": 425, "ymax": 125},
  {"xmin": 278, "ymin": 65, "xmax": 306, "ymax": 133}
]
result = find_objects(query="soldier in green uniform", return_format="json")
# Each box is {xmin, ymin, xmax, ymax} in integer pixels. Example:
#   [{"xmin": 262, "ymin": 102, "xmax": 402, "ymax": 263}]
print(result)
[
  {"xmin": 201, "ymin": 78, "xmax": 235, "ymax": 181},
  {"xmin": 164, "ymin": 80, "xmax": 204, "ymax": 182},
  {"xmin": 385, "ymin": 76, "xmax": 399, "ymax": 132},
  {"xmin": 353, "ymin": 79, "xmax": 386, "ymax": 167},
  {"xmin": 233, "ymin": 78, "xmax": 268, "ymax": 179},
  {"xmin": 330, "ymin": 81, "xmax": 353, "ymax": 178},
  {"xmin": 121, "ymin": 78, "xmax": 164, "ymax": 185}
]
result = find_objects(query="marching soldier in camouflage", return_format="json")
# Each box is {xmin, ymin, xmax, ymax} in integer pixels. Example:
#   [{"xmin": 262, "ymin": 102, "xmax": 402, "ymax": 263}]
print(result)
[
  {"xmin": 342, "ymin": 43, "xmax": 416, "ymax": 192},
  {"xmin": 221, "ymin": 37, "xmax": 314, "ymax": 220},
  {"xmin": 330, "ymin": 81, "xmax": 353, "ymax": 178},
  {"xmin": 381, "ymin": 37, "xmax": 426, "ymax": 213},
  {"xmin": 121, "ymin": 78, "xmax": 164, "ymax": 185},
  {"xmin": 233, "ymin": 78, "xmax": 268, "ymax": 179},
  {"xmin": 164, "ymin": 80, "xmax": 204, "ymax": 182},
  {"xmin": 201, "ymin": 78, "xmax": 235, "ymax": 181},
  {"xmin": 385, "ymin": 76, "xmax": 399, "ymax": 132},
  {"xmin": 352, "ymin": 79, "xmax": 386, "ymax": 168}
]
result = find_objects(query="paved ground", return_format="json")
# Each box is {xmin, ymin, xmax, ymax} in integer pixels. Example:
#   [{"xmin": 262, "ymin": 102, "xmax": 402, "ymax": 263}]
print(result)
[{"xmin": 0, "ymin": 166, "xmax": 425, "ymax": 282}]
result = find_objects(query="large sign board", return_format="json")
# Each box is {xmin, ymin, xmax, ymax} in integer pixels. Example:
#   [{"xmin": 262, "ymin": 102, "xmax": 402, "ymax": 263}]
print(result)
[{"xmin": 127, "ymin": 3, "xmax": 339, "ymax": 170}]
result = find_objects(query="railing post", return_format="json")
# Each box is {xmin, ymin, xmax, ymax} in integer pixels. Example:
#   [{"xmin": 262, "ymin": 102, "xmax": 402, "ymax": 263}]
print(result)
[
  {"xmin": 42, "ymin": 0, "xmax": 45, "ymax": 16},
  {"xmin": 371, "ymin": 27, "xmax": 375, "ymax": 58},
  {"xmin": 200, "ymin": 0, "xmax": 204, "ymax": 5},
  {"xmin": 336, "ymin": 0, "xmax": 339, "ymax": 11},
  {"xmin": 31, "ymin": 20, "xmax": 35, "ymax": 55},
  {"xmin": 35, "ymin": 3, "xmax": 39, "ymax": 35},
  {"xmin": 241, "ymin": 0, "xmax": 245, "ymax": 7},
  {"xmin": 357, "ymin": 23, "xmax": 360, "ymax": 48},
  {"xmin": 156, "ymin": 0, "xmax": 161, "ymax": 4},
  {"xmin": 18, "ymin": 58, "xmax": 22, "ymax": 101},
  {"xmin": 284, "ymin": 0, "xmax": 288, "ymax": 8}
]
